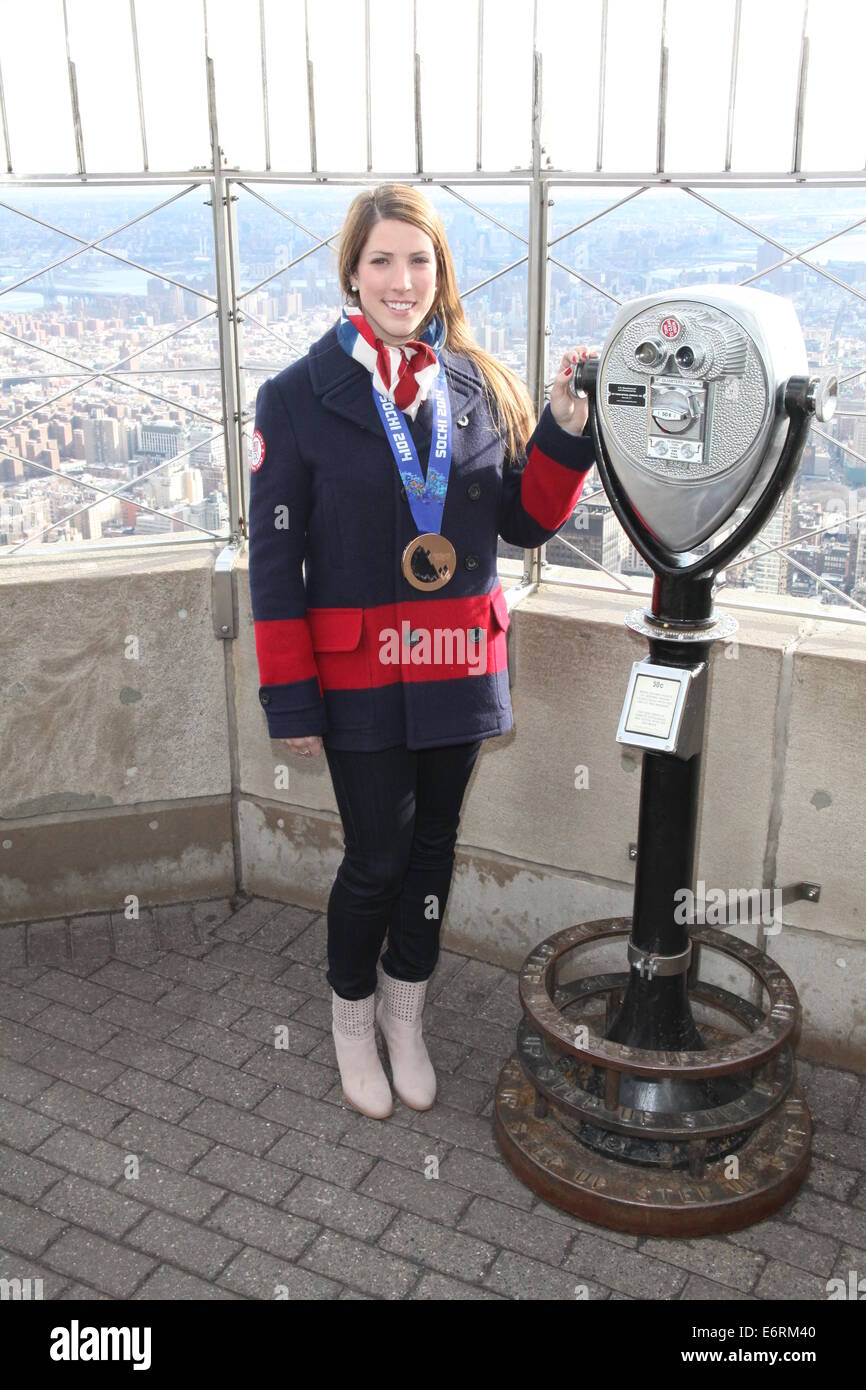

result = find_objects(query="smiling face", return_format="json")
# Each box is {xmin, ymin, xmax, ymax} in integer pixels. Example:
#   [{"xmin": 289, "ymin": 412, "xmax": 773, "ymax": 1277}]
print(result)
[{"xmin": 351, "ymin": 218, "xmax": 438, "ymax": 346}]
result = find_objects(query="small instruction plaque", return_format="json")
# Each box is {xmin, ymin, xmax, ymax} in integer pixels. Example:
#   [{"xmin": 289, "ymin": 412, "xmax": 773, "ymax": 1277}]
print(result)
[
  {"xmin": 607, "ymin": 383, "xmax": 647, "ymax": 407},
  {"xmin": 616, "ymin": 660, "xmax": 708, "ymax": 760},
  {"xmin": 624, "ymin": 673, "xmax": 681, "ymax": 739}
]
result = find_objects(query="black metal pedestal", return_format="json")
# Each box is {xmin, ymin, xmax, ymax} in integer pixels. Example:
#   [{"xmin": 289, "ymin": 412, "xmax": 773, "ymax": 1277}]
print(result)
[{"xmin": 494, "ymin": 551, "xmax": 813, "ymax": 1235}]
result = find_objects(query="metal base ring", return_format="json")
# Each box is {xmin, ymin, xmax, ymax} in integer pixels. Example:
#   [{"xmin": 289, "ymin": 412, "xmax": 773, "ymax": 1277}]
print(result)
[
  {"xmin": 625, "ymin": 606, "xmax": 738, "ymax": 643},
  {"xmin": 494, "ymin": 1054, "xmax": 811, "ymax": 1237}
]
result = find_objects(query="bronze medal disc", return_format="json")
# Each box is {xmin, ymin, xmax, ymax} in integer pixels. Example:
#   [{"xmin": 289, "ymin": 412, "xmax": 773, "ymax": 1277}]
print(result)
[{"xmin": 401, "ymin": 533, "xmax": 456, "ymax": 591}]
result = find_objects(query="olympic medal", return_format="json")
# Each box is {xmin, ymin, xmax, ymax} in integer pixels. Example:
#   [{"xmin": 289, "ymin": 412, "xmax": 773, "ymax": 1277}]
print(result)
[{"xmin": 401, "ymin": 533, "xmax": 456, "ymax": 590}]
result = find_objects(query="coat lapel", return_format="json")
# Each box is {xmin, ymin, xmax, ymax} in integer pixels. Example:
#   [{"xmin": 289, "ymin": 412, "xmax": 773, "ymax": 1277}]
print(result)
[{"xmin": 307, "ymin": 321, "xmax": 483, "ymax": 436}]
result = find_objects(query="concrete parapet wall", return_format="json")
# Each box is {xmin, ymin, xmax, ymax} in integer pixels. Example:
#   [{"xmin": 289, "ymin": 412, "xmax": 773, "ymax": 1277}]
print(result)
[{"xmin": 1, "ymin": 544, "xmax": 864, "ymax": 1067}]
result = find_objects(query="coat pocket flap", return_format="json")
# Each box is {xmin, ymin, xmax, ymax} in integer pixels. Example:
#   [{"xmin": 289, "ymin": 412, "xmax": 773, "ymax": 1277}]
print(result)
[
  {"xmin": 308, "ymin": 607, "xmax": 364, "ymax": 652},
  {"xmin": 489, "ymin": 585, "xmax": 511, "ymax": 632}
]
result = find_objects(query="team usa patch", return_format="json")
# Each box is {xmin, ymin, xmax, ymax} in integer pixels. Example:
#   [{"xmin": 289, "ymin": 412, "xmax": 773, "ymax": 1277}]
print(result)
[{"xmin": 251, "ymin": 429, "xmax": 265, "ymax": 471}]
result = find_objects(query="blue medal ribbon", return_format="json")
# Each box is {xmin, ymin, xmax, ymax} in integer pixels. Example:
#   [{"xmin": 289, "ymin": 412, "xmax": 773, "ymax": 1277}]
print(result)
[{"xmin": 371, "ymin": 365, "xmax": 452, "ymax": 538}]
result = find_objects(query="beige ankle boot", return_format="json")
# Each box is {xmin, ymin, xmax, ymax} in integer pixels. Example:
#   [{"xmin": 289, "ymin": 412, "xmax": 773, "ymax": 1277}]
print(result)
[
  {"xmin": 331, "ymin": 989, "xmax": 393, "ymax": 1119},
  {"xmin": 375, "ymin": 973, "xmax": 436, "ymax": 1111}
]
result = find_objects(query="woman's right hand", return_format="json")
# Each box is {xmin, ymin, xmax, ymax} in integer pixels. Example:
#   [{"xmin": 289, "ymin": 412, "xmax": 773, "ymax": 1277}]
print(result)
[{"xmin": 280, "ymin": 735, "xmax": 324, "ymax": 757}]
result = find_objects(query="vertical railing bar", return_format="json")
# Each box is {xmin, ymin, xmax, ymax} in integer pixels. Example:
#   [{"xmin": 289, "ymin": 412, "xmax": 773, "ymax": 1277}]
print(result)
[
  {"xmin": 528, "ymin": 60, "xmax": 544, "ymax": 412},
  {"xmin": 0, "ymin": 52, "xmax": 11, "ymax": 173},
  {"xmin": 596, "ymin": 0, "xmax": 608, "ymax": 172},
  {"xmin": 725, "ymin": 0, "xmax": 742, "ymax": 173},
  {"xmin": 476, "ymin": 0, "xmax": 484, "ymax": 172},
  {"xmin": 207, "ymin": 55, "xmax": 242, "ymax": 541},
  {"xmin": 304, "ymin": 0, "xmax": 317, "ymax": 173},
  {"xmin": 260, "ymin": 0, "xmax": 271, "ymax": 172},
  {"xmin": 526, "ymin": 0, "xmax": 549, "ymax": 589},
  {"xmin": 792, "ymin": 0, "xmax": 809, "ymax": 176},
  {"xmin": 226, "ymin": 180, "xmax": 248, "ymax": 539},
  {"xmin": 202, "ymin": 0, "xmax": 214, "ymax": 170},
  {"xmin": 129, "ymin": 0, "xmax": 149, "ymax": 172},
  {"xmin": 656, "ymin": 0, "xmax": 668, "ymax": 176},
  {"xmin": 68, "ymin": 65, "xmax": 85, "ymax": 176},
  {"xmin": 202, "ymin": 0, "xmax": 210, "ymax": 79},
  {"xmin": 222, "ymin": 176, "xmax": 250, "ymax": 879},
  {"xmin": 364, "ymin": 0, "xmax": 372, "ymax": 172},
  {"xmin": 414, "ymin": 0, "xmax": 423, "ymax": 174},
  {"xmin": 62, "ymin": 0, "xmax": 86, "ymax": 176}
]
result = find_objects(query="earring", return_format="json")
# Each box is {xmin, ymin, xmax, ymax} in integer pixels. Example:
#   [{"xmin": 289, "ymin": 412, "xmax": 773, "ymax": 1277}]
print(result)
[{"xmin": 351, "ymin": 284, "xmax": 358, "ymax": 292}]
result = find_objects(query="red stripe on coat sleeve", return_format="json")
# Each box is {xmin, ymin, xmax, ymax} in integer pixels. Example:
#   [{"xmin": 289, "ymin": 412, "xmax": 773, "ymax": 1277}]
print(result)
[
  {"xmin": 520, "ymin": 446, "xmax": 589, "ymax": 532},
  {"xmin": 253, "ymin": 618, "xmax": 321, "ymax": 692}
]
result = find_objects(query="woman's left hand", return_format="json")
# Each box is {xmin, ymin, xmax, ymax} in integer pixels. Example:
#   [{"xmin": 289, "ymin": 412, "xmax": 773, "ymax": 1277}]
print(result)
[{"xmin": 549, "ymin": 346, "xmax": 599, "ymax": 436}]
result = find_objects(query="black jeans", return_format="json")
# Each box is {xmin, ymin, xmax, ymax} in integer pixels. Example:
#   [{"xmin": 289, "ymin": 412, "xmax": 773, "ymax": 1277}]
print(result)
[{"xmin": 324, "ymin": 739, "xmax": 483, "ymax": 999}]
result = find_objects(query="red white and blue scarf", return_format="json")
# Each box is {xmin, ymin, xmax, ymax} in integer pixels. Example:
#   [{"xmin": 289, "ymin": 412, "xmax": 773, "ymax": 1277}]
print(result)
[{"xmin": 337, "ymin": 303, "xmax": 447, "ymax": 422}]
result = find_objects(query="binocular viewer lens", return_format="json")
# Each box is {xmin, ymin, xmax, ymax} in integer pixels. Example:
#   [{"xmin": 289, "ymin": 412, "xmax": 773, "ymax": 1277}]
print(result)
[
  {"xmin": 633, "ymin": 339, "xmax": 704, "ymax": 372},
  {"xmin": 634, "ymin": 338, "xmax": 666, "ymax": 367},
  {"xmin": 569, "ymin": 285, "xmax": 838, "ymax": 553}
]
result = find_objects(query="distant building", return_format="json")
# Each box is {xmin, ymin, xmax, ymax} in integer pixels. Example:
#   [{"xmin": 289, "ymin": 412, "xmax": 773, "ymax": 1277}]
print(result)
[
  {"xmin": 483, "ymin": 324, "xmax": 505, "ymax": 355},
  {"xmin": 188, "ymin": 492, "xmax": 229, "ymax": 533},
  {"xmin": 546, "ymin": 498, "xmax": 621, "ymax": 573},
  {"xmin": 620, "ymin": 538, "xmax": 653, "ymax": 577},
  {"xmin": 853, "ymin": 527, "xmax": 866, "ymax": 600},
  {"xmin": 753, "ymin": 488, "xmax": 794, "ymax": 595},
  {"xmin": 788, "ymin": 543, "xmax": 821, "ymax": 597},
  {"xmin": 140, "ymin": 422, "xmax": 182, "ymax": 458},
  {"xmin": 83, "ymin": 415, "xmax": 123, "ymax": 465}
]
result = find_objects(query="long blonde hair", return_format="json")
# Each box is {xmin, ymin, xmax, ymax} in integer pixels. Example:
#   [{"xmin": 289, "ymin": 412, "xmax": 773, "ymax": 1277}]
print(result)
[{"xmin": 336, "ymin": 183, "xmax": 535, "ymax": 463}]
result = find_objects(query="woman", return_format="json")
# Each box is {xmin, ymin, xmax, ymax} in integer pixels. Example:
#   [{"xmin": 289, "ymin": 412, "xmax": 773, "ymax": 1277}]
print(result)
[{"xmin": 248, "ymin": 183, "xmax": 596, "ymax": 1121}]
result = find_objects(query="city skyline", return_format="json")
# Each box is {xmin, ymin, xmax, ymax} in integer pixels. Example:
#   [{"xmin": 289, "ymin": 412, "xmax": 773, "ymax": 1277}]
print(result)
[{"xmin": 1, "ymin": 186, "xmax": 864, "ymax": 611}]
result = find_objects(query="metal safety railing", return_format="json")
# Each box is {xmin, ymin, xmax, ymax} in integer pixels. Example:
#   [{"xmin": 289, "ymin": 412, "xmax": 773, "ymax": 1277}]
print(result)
[
  {"xmin": 0, "ymin": 179, "xmax": 228, "ymax": 553},
  {"xmin": 536, "ymin": 176, "xmax": 866, "ymax": 616},
  {"xmin": 0, "ymin": 0, "xmax": 863, "ymax": 623}
]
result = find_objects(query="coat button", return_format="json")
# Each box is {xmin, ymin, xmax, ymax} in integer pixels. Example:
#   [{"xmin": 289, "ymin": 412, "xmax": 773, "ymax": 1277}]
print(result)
[
  {"xmin": 403, "ymin": 629, "xmax": 423, "ymax": 646},
  {"xmin": 456, "ymin": 415, "xmax": 469, "ymax": 427},
  {"xmin": 468, "ymin": 626, "xmax": 483, "ymax": 643},
  {"xmin": 467, "ymin": 482, "xmax": 481, "ymax": 500},
  {"xmin": 464, "ymin": 554, "xmax": 479, "ymax": 571},
  {"xmin": 260, "ymin": 691, "xmax": 271, "ymax": 706}
]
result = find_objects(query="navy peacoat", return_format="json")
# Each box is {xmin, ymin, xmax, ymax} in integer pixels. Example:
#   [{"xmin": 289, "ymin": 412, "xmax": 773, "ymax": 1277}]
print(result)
[{"xmin": 248, "ymin": 320, "xmax": 595, "ymax": 752}]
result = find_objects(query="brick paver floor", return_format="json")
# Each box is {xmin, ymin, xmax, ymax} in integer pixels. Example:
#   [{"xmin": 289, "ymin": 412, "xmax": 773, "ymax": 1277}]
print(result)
[{"xmin": 0, "ymin": 894, "xmax": 863, "ymax": 1300}]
